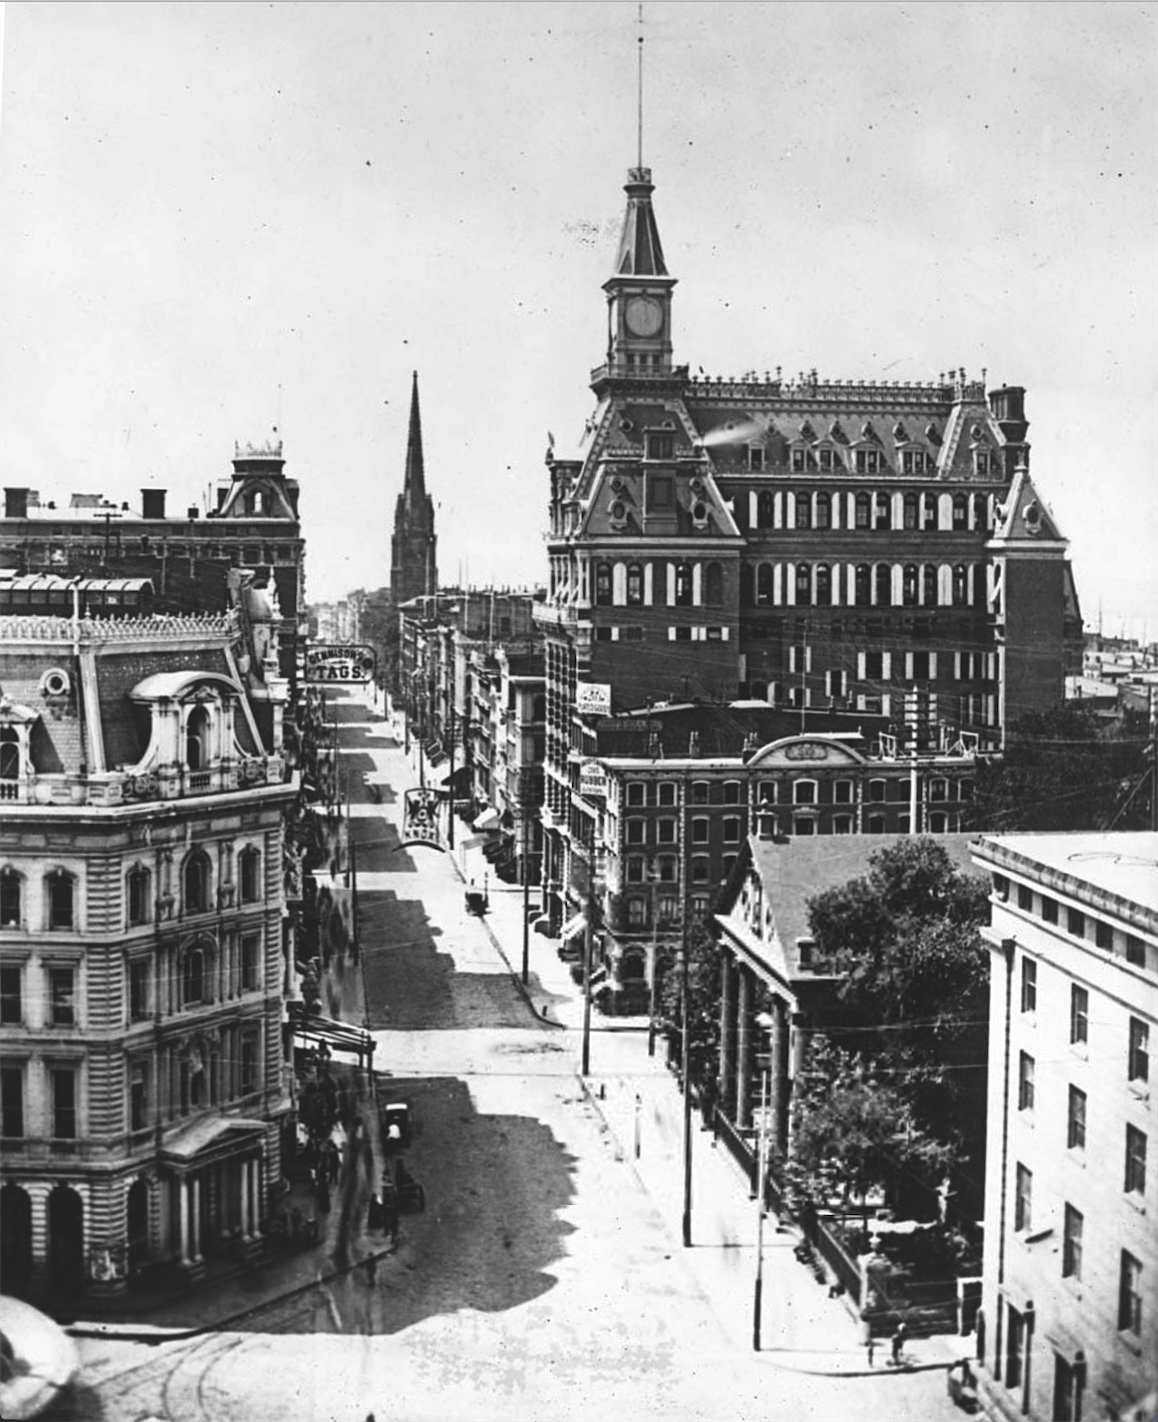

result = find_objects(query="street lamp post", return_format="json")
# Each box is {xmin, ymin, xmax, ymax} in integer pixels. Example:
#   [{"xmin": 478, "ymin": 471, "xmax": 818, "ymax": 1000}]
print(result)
[{"xmin": 753, "ymin": 1011, "xmax": 775, "ymax": 1350}]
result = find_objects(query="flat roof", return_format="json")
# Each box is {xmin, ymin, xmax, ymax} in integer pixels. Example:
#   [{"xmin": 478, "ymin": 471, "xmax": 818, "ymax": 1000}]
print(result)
[{"xmin": 973, "ymin": 832, "xmax": 1158, "ymax": 915}]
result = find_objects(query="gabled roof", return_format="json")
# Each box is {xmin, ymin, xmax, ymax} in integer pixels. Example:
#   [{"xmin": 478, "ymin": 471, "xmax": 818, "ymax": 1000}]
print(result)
[{"xmin": 990, "ymin": 466, "xmax": 1066, "ymax": 544}]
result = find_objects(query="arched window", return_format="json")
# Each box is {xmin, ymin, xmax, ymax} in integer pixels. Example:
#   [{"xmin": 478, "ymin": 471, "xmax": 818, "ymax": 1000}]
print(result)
[
  {"xmin": 186, "ymin": 705, "xmax": 211, "ymax": 771},
  {"xmin": 921, "ymin": 492, "xmax": 937, "ymax": 530},
  {"xmin": 795, "ymin": 493, "xmax": 811, "ymax": 530},
  {"xmin": 922, "ymin": 564, "xmax": 937, "ymax": 606},
  {"xmin": 740, "ymin": 564, "xmax": 754, "ymax": 606},
  {"xmin": 815, "ymin": 564, "xmax": 831, "ymax": 606},
  {"xmin": 855, "ymin": 564, "xmax": 871, "ymax": 606},
  {"xmin": 183, "ymin": 948, "xmax": 206, "ymax": 1007},
  {"xmin": 239, "ymin": 847, "xmax": 261, "ymax": 904},
  {"xmin": 815, "ymin": 492, "xmax": 831, "ymax": 529},
  {"xmin": 795, "ymin": 564, "xmax": 812, "ymax": 605},
  {"xmin": 952, "ymin": 495, "xmax": 968, "ymax": 531},
  {"xmin": 903, "ymin": 494, "xmax": 918, "ymax": 530},
  {"xmin": 903, "ymin": 564, "xmax": 919, "ymax": 607},
  {"xmin": 793, "ymin": 779, "xmax": 817, "ymax": 805},
  {"xmin": 875, "ymin": 564, "xmax": 892, "ymax": 606},
  {"xmin": 855, "ymin": 493, "xmax": 870, "ymax": 529},
  {"xmin": 757, "ymin": 491, "xmax": 775, "ymax": 528},
  {"xmin": 626, "ymin": 564, "xmax": 644, "ymax": 605},
  {"xmin": 973, "ymin": 492, "xmax": 988, "ymax": 531},
  {"xmin": 0, "ymin": 868, "xmax": 22, "ymax": 928},
  {"xmin": 756, "ymin": 563, "xmax": 774, "ymax": 606},
  {"xmin": 594, "ymin": 563, "xmax": 612, "ymax": 606},
  {"xmin": 46, "ymin": 870, "xmax": 75, "ymax": 931},
  {"xmin": 0, "ymin": 728, "xmax": 19, "ymax": 780},
  {"xmin": 183, "ymin": 851, "xmax": 210, "ymax": 915},
  {"xmin": 704, "ymin": 562, "xmax": 723, "ymax": 606},
  {"xmin": 674, "ymin": 563, "xmax": 693, "ymax": 606},
  {"xmin": 874, "ymin": 491, "xmax": 891, "ymax": 530},
  {"xmin": 126, "ymin": 865, "xmax": 150, "ymax": 926},
  {"xmin": 953, "ymin": 564, "xmax": 968, "ymax": 606}
]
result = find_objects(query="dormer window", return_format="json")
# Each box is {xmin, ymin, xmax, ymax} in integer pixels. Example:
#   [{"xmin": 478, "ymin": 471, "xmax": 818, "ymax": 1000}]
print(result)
[
  {"xmin": 975, "ymin": 450, "xmax": 992, "ymax": 476},
  {"xmin": 186, "ymin": 705, "xmax": 211, "ymax": 770},
  {"xmin": 817, "ymin": 446, "xmax": 840, "ymax": 473},
  {"xmin": 748, "ymin": 446, "xmax": 764, "ymax": 472},
  {"xmin": 901, "ymin": 449, "xmax": 930, "ymax": 475},
  {"xmin": 646, "ymin": 432, "xmax": 674, "ymax": 461},
  {"xmin": 855, "ymin": 449, "xmax": 882, "ymax": 475},
  {"xmin": 791, "ymin": 448, "xmax": 808, "ymax": 473}
]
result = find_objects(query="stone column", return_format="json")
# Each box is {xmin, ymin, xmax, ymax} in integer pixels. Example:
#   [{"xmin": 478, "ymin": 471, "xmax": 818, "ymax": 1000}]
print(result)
[
  {"xmin": 718, "ymin": 956, "xmax": 736, "ymax": 1116},
  {"xmin": 736, "ymin": 966, "xmax": 753, "ymax": 1129},
  {"xmin": 191, "ymin": 1177, "xmax": 202, "ymax": 1262},
  {"xmin": 178, "ymin": 1178, "xmax": 191, "ymax": 1266}
]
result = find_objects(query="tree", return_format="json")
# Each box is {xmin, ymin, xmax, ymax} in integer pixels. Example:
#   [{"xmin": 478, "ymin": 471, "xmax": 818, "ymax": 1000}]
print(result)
[
  {"xmin": 786, "ymin": 1040, "xmax": 951, "ymax": 1236},
  {"xmin": 805, "ymin": 838, "xmax": 990, "ymax": 1220},
  {"xmin": 659, "ymin": 915, "xmax": 720, "ymax": 1090},
  {"xmin": 963, "ymin": 705, "xmax": 1150, "ymax": 833}
]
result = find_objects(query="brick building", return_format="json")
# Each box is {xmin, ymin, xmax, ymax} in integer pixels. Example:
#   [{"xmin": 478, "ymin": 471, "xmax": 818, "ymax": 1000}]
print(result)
[
  {"xmin": 2, "ymin": 438, "xmax": 306, "ymax": 684},
  {"xmin": 537, "ymin": 160, "xmax": 1082, "ymax": 1009}
]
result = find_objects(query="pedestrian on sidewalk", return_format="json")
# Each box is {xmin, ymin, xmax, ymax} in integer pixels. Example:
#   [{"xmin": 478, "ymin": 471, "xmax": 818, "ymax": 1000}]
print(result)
[
  {"xmin": 890, "ymin": 1320, "xmax": 907, "ymax": 1367},
  {"xmin": 861, "ymin": 1317, "xmax": 875, "ymax": 1367}
]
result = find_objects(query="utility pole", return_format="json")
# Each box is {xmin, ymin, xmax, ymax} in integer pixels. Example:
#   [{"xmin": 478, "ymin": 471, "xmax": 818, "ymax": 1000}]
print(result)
[
  {"xmin": 647, "ymin": 860, "xmax": 660, "ymax": 1057},
  {"xmin": 752, "ymin": 1014, "xmax": 774, "ymax": 1349},
  {"xmin": 680, "ymin": 906, "xmax": 693, "ymax": 1248},
  {"xmin": 521, "ymin": 808, "xmax": 531, "ymax": 986},
  {"xmin": 581, "ymin": 845, "xmax": 598, "ymax": 1077},
  {"xmin": 447, "ymin": 706, "xmax": 456, "ymax": 850}
]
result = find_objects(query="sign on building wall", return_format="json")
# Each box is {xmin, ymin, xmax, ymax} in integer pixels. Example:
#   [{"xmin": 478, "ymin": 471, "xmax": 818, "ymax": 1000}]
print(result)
[
  {"xmin": 575, "ymin": 682, "xmax": 612, "ymax": 716},
  {"xmin": 579, "ymin": 760, "xmax": 607, "ymax": 799},
  {"xmin": 402, "ymin": 787, "xmax": 444, "ymax": 849},
  {"xmin": 305, "ymin": 643, "xmax": 377, "ymax": 683}
]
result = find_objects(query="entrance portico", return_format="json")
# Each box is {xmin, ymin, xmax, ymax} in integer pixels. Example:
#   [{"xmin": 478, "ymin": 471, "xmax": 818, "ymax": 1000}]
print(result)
[{"xmin": 162, "ymin": 1116, "xmax": 268, "ymax": 1275}]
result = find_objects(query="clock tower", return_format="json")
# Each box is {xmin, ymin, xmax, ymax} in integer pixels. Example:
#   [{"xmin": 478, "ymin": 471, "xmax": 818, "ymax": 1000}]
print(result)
[{"xmin": 603, "ymin": 166, "xmax": 676, "ymax": 375}]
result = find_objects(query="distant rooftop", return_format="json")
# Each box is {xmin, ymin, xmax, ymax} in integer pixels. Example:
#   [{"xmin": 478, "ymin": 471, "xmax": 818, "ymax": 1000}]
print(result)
[{"xmin": 974, "ymin": 832, "xmax": 1158, "ymax": 917}]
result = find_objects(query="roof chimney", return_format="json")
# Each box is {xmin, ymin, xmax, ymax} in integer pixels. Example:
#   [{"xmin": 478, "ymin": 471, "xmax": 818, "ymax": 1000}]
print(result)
[
  {"xmin": 4, "ymin": 488, "xmax": 30, "ymax": 519},
  {"xmin": 140, "ymin": 489, "xmax": 167, "ymax": 519}
]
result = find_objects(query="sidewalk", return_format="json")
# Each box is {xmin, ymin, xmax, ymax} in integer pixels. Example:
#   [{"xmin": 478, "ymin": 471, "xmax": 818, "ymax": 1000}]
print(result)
[{"xmin": 429, "ymin": 753, "xmax": 962, "ymax": 1380}]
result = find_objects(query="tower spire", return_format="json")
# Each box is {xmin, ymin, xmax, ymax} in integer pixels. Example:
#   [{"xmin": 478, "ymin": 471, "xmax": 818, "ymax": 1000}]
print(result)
[
  {"xmin": 403, "ymin": 369, "xmax": 426, "ymax": 503},
  {"xmin": 637, "ymin": 3, "xmax": 644, "ymax": 171}
]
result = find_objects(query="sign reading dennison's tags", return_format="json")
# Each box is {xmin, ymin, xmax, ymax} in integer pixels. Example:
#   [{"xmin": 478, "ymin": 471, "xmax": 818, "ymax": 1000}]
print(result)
[
  {"xmin": 575, "ymin": 682, "xmax": 612, "ymax": 716},
  {"xmin": 579, "ymin": 760, "xmax": 607, "ymax": 799}
]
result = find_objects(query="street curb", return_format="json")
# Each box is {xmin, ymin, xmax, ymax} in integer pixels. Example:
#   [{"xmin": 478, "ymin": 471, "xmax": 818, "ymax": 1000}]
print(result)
[{"xmin": 445, "ymin": 832, "xmax": 565, "ymax": 1030}]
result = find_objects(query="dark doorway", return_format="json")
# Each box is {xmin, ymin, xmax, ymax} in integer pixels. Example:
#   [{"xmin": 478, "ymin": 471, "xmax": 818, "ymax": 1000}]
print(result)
[
  {"xmin": 127, "ymin": 1178, "xmax": 149, "ymax": 1272},
  {"xmin": 0, "ymin": 1184, "xmax": 33, "ymax": 1295},
  {"xmin": 48, "ymin": 1185, "xmax": 84, "ymax": 1287}
]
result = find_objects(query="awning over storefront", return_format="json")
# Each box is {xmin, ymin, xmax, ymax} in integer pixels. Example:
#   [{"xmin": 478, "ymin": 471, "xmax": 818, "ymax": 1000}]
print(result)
[
  {"xmin": 560, "ymin": 911, "xmax": 587, "ymax": 943},
  {"xmin": 473, "ymin": 806, "xmax": 501, "ymax": 831},
  {"xmin": 438, "ymin": 764, "xmax": 472, "ymax": 788}
]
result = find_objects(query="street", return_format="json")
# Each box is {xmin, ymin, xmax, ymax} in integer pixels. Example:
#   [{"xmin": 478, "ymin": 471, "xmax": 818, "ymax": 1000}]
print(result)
[{"xmin": 71, "ymin": 686, "xmax": 967, "ymax": 1422}]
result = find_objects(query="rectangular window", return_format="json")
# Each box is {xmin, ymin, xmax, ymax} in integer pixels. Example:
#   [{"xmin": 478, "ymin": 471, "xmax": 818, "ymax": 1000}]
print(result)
[
  {"xmin": 1119, "ymin": 1251, "xmax": 1143, "ymax": 1334},
  {"xmin": 1095, "ymin": 919, "xmax": 1113, "ymax": 950},
  {"xmin": 1126, "ymin": 934, "xmax": 1146, "ymax": 967},
  {"xmin": 657, "ymin": 856, "xmax": 677, "ymax": 882},
  {"xmin": 657, "ymin": 893, "xmax": 679, "ymax": 924},
  {"xmin": 0, "ymin": 874, "xmax": 21, "ymax": 927},
  {"xmin": 240, "ymin": 1037, "xmax": 258, "ymax": 1095},
  {"xmin": 48, "ymin": 875, "xmax": 74, "ymax": 930},
  {"xmin": 1017, "ymin": 884, "xmax": 1033, "ymax": 912},
  {"xmin": 627, "ymin": 898, "xmax": 647, "ymax": 929},
  {"xmin": 833, "ymin": 816, "xmax": 852, "ymax": 835},
  {"xmin": 52, "ymin": 1067, "xmax": 77, "ymax": 1139},
  {"xmin": 49, "ymin": 967, "xmax": 75, "ymax": 1027},
  {"xmin": 1020, "ymin": 957, "xmax": 1037, "ymax": 1013},
  {"xmin": 1018, "ymin": 1052, "xmax": 1035, "ymax": 1111},
  {"xmin": 691, "ymin": 856, "xmax": 710, "ymax": 883},
  {"xmin": 0, "ymin": 1065, "xmax": 23, "ymax": 1138},
  {"xmin": 626, "ymin": 857, "xmax": 645, "ymax": 884},
  {"xmin": 1062, "ymin": 1204, "xmax": 1083, "ymax": 1280},
  {"xmin": 722, "ymin": 817, "xmax": 741, "ymax": 843},
  {"xmin": 241, "ymin": 934, "xmax": 260, "ymax": 993},
  {"xmin": 1070, "ymin": 985, "xmax": 1088, "ymax": 1046},
  {"xmin": 0, "ymin": 966, "xmax": 21, "ymax": 1025},
  {"xmin": 833, "ymin": 779, "xmax": 853, "ymax": 805},
  {"xmin": 1066, "ymin": 907, "xmax": 1085, "ymax": 938},
  {"xmin": 657, "ymin": 781, "xmax": 676, "ymax": 806},
  {"xmin": 1014, "ymin": 1162, "xmax": 1032, "ymax": 1232},
  {"xmin": 656, "ymin": 819, "xmax": 677, "ymax": 845},
  {"xmin": 691, "ymin": 818, "xmax": 709, "ymax": 844},
  {"xmin": 1125, "ymin": 1124, "xmax": 1147, "ymax": 1195},
  {"xmin": 1129, "ymin": 1017, "xmax": 1150, "ymax": 1084},
  {"xmin": 1041, "ymin": 896, "xmax": 1058, "ymax": 926},
  {"xmin": 130, "ymin": 1065, "xmax": 148, "ymax": 1131},
  {"xmin": 1067, "ymin": 1085, "xmax": 1086, "ymax": 1150},
  {"xmin": 691, "ymin": 781, "xmax": 709, "ymax": 805},
  {"xmin": 625, "ymin": 818, "xmax": 646, "ymax": 845},
  {"xmin": 240, "ymin": 851, "xmax": 261, "ymax": 904},
  {"xmin": 129, "ymin": 960, "xmax": 149, "ymax": 1021},
  {"xmin": 127, "ymin": 869, "xmax": 149, "ymax": 926}
]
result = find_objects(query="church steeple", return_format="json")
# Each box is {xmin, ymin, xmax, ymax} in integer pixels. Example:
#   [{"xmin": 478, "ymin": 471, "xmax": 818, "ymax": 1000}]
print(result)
[{"xmin": 390, "ymin": 371, "xmax": 438, "ymax": 605}]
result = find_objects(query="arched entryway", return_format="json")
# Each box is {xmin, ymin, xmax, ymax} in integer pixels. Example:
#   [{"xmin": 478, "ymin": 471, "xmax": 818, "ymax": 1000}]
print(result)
[
  {"xmin": 0, "ymin": 1184, "xmax": 33, "ymax": 1296},
  {"xmin": 127, "ymin": 1178, "xmax": 150, "ymax": 1273},
  {"xmin": 47, "ymin": 1185, "xmax": 84, "ymax": 1288}
]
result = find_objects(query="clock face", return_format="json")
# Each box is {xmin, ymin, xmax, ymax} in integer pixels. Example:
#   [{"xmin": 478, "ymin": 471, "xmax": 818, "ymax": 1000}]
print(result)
[{"xmin": 625, "ymin": 295, "xmax": 663, "ymax": 338}]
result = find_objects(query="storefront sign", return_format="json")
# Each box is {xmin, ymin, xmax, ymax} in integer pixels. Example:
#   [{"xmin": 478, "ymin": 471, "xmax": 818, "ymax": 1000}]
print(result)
[{"xmin": 575, "ymin": 682, "xmax": 612, "ymax": 716}]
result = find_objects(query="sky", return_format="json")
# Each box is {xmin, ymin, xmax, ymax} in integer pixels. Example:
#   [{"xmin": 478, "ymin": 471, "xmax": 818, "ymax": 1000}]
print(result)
[{"xmin": 2, "ymin": 2, "xmax": 1156, "ymax": 637}]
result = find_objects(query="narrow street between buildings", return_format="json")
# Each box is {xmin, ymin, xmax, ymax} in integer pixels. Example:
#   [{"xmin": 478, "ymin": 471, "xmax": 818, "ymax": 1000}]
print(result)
[{"xmin": 71, "ymin": 685, "xmax": 969, "ymax": 1422}]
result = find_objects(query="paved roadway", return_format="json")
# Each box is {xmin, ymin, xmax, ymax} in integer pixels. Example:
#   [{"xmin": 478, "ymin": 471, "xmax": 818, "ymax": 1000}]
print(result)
[{"xmin": 71, "ymin": 686, "xmax": 967, "ymax": 1422}]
